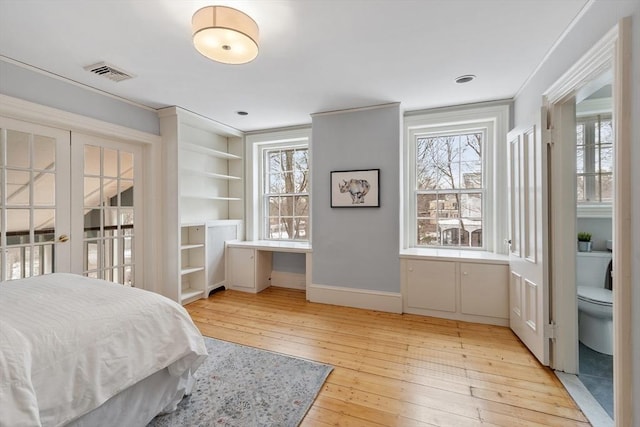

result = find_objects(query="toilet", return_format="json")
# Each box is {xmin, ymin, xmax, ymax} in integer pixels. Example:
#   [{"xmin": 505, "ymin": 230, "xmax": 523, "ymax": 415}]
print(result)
[{"xmin": 577, "ymin": 251, "xmax": 613, "ymax": 355}]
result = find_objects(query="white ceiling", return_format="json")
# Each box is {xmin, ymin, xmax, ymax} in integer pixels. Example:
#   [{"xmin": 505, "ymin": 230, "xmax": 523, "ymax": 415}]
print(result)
[{"xmin": 0, "ymin": 0, "xmax": 589, "ymax": 132}]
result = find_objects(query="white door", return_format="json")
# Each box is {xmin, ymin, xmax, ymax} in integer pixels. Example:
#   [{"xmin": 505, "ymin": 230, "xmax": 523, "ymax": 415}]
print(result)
[
  {"xmin": 508, "ymin": 121, "xmax": 549, "ymax": 365},
  {"xmin": 70, "ymin": 133, "xmax": 143, "ymax": 286},
  {"xmin": 0, "ymin": 117, "xmax": 71, "ymax": 280}
]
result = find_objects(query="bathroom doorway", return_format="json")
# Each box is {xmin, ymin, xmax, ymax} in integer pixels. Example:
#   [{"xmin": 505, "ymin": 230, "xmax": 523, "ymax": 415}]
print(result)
[
  {"xmin": 543, "ymin": 19, "xmax": 632, "ymax": 426},
  {"xmin": 575, "ymin": 76, "xmax": 614, "ymax": 420}
]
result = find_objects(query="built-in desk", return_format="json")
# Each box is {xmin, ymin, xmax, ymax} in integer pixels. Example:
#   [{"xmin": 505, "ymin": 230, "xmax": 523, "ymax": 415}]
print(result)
[{"xmin": 225, "ymin": 240, "xmax": 312, "ymax": 294}]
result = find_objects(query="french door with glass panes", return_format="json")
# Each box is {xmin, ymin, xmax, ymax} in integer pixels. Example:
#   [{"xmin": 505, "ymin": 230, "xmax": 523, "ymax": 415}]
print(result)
[
  {"xmin": 70, "ymin": 133, "xmax": 143, "ymax": 286},
  {"xmin": 0, "ymin": 117, "xmax": 71, "ymax": 280}
]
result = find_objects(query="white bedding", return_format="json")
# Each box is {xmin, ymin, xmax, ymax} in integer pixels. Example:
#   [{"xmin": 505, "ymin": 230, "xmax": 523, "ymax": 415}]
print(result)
[{"xmin": 0, "ymin": 273, "xmax": 208, "ymax": 427}]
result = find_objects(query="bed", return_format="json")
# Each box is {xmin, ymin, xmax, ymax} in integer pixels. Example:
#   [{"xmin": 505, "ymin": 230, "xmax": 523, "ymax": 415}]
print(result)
[{"xmin": 0, "ymin": 273, "xmax": 208, "ymax": 427}]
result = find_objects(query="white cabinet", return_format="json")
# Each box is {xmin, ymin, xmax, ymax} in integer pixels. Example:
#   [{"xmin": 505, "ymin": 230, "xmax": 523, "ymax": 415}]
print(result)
[
  {"xmin": 460, "ymin": 262, "xmax": 509, "ymax": 318},
  {"xmin": 405, "ymin": 260, "xmax": 456, "ymax": 312},
  {"xmin": 159, "ymin": 107, "xmax": 245, "ymax": 304},
  {"xmin": 401, "ymin": 256, "xmax": 509, "ymax": 326},
  {"xmin": 227, "ymin": 247, "xmax": 272, "ymax": 293}
]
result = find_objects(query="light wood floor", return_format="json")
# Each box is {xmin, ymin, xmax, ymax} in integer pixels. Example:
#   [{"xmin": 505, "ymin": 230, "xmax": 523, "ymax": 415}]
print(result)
[{"xmin": 186, "ymin": 287, "xmax": 589, "ymax": 426}]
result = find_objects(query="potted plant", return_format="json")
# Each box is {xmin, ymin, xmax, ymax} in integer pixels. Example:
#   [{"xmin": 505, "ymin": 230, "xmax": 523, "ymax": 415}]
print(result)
[{"xmin": 577, "ymin": 232, "xmax": 592, "ymax": 252}]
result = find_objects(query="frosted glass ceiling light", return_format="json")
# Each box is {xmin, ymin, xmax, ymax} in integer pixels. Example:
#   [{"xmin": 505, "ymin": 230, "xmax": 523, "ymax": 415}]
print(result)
[{"xmin": 192, "ymin": 6, "xmax": 259, "ymax": 65}]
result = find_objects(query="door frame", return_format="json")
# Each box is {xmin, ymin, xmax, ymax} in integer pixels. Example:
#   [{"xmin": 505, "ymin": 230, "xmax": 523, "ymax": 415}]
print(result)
[
  {"xmin": 0, "ymin": 94, "xmax": 162, "ymax": 292},
  {"xmin": 543, "ymin": 18, "xmax": 632, "ymax": 424}
]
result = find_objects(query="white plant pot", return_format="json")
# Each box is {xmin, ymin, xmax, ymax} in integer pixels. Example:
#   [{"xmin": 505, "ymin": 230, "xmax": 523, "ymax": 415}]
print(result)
[{"xmin": 578, "ymin": 241, "xmax": 592, "ymax": 252}]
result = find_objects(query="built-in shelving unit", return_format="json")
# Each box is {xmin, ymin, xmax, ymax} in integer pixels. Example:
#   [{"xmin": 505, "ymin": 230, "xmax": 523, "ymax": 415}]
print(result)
[
  {"xmin": 180, "ymin": 224, "xmax": 206, "ymax": 304},
  {"xmin": 159, "ymin": 107, "xmax": 245, "ymax": 305}
]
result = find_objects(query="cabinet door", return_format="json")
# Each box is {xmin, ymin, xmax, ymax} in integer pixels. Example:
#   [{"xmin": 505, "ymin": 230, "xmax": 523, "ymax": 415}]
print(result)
[
  {"xmin": 460, "ymin": 263, "xmax": 509, "ymax": 318},
  {"xmin": 228, "ymin": 247, "xmax": 255, "ymax": 290},
  {"xmin": 406, "ymin": 260, "xmax": 456, "ymax": 312}
]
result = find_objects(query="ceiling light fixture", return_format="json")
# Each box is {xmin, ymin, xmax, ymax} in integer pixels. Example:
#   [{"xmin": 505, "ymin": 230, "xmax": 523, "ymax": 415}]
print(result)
[
  {"xmin": 455, "ymin": 74, "xmax": 476, "ymax": 84},
  {"xmin": 192, "ymin": 6, "xmax": 259, "ymax": 65}
]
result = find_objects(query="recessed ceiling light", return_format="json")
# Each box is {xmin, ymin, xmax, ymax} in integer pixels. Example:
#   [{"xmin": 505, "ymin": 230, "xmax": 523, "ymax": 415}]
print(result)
[
  {"xmin": 236, "ymin": 111, "xmax": 248, "ymax": 116},
  {"xmin": 455, "ymin": 74, "xmax": 476, "ymax": 84}
]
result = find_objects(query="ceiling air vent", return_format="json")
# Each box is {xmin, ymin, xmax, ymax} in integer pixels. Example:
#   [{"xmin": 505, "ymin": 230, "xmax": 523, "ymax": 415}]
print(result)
[{"xmin": 83, "ymin": 62, "xmax": 135, "ymax": 82}]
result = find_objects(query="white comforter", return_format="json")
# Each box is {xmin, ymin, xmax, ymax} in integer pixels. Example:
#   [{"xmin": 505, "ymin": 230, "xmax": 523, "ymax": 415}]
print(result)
[{"xmin": 0, "ymin": 273, "xmax": 207, "ymax": 427}]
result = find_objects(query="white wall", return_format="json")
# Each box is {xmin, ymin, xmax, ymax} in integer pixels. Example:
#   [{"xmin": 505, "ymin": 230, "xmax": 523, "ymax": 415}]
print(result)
[{"xmin": 513, "ymin": 1, "xmax": 639, "ymax": 424}]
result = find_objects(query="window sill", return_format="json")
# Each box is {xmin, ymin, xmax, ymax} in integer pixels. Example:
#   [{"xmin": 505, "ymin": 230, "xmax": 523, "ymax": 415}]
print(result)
[
  {"xmin": 577, "ymin": 204, "xmax": 612, "ymax": 218},
  {"xmin": 399, "ymin": 247, "xmax": 509, "ymax": 264}
]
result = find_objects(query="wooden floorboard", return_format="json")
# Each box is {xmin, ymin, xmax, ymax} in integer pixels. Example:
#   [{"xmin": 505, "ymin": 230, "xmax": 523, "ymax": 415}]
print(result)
[{"xmin": 186, "ymin": 287, "xmax": 589, "ymax": 426}]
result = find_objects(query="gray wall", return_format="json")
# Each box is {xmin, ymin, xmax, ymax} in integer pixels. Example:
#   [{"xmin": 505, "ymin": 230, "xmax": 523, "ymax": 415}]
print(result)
[
  {"xmin": 576, "ymin": 217, "xmax": 612, "ymax": 252},
  {"xmin": 273, "ymin": 252, "xmax": 306, "ymax": 275},
  {"xmin": 311, "ymin": 104, "xmax": 400, "ymax": 292},
  {"xmin": 513, "ymin": 0, "xmax": 639, "ymax": 423},
  {"xmin": 0, "ymin": 60, "xmax": 160, "ymax": 135}
]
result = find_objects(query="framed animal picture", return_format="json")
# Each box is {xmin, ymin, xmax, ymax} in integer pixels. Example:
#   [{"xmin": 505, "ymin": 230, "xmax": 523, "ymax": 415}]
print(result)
[{"xmin": 331, "ymin": 169, "xmax": 380, "ymax": 208}]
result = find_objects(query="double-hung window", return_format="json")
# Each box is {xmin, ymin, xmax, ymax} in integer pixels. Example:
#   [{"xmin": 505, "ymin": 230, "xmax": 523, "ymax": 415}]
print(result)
[
  {"xmin": 245, "ymin": 129, "xmax": 311, "ymax": 242},
  {"xmin": 263, "ymin": 146, "xmax": 309, "ymax": 240},
  {"xmin": 576, "ymin": 114, "xmax": 613, "ymax": 204},
  {"xmin": 415, "ymin": 130, "xmax": 484, "ymax": 247},
  {"xmin": 404, "ymin": 104, "xmax": 509, "ymax": 253}
]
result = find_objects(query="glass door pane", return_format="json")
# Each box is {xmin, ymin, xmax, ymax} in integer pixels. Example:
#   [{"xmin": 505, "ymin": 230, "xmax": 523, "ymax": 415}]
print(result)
[
  {"xmin": 74, "ymin": 136, "xmax": 140, "ymax": 287},
  {"xmin": 0, "ymin": 118, "xmax": 71, "ymax": 281}
]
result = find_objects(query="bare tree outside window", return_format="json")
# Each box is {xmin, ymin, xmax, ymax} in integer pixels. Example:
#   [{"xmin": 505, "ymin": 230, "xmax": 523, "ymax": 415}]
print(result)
[
  {"xmin": 415, "ymin": 132, "xmax": 483, "ymax": 248},
  {"xmin": 264, "ymin": 147, "xmax": 309, "ymax": 240}
]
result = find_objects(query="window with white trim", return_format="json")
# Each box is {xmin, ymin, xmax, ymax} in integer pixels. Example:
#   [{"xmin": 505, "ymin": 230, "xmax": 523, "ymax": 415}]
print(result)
[
  {"xmin": 245, "ymin": 129, "xmax": 311, "ymax": 242},
  {"xmin": 404, "ymin": 104, "xmax": 509, "ymax": 253}
]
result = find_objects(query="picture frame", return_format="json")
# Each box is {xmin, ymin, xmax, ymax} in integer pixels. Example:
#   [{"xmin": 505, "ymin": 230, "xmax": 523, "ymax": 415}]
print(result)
[{"xmin": 330, "ymin": 169, "xmax": 380, "ymax": 208}]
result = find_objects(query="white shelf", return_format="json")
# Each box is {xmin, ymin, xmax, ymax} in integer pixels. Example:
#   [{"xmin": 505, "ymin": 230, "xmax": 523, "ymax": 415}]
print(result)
[
  {"xmin": 182, "ymin": 195, "xmax": 242, "ymax": 201},
  {"xmin": 159, "ymin": 107, "xmax": 243, "ymax": 306},
  {"xmin": 181, "ymin": 287, "xmax": 203, "ymax": 303},
  {"xmin": 181, "ymin": 142, "xmax": 241, "ymax": 160},
  {"xmin": 181, "ymin": 222, "xmax": 205, "ymax": 227},
  {"xmin": 181, "ymin": 243, "xmax": 204, "ymax": 250},
  {"xmin": 181, "ymin": 266, "xmax": 204, "ymax": 275},
  {"xmin": 181, "ymin": 169, "xmax": 242, "ymax": 180}
]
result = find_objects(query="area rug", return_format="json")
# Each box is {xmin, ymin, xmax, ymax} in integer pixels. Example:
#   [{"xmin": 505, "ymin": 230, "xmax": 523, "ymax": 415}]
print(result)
[{"xmin": 148, "ymin": 337, "xmax": 332, "ymax": 427}]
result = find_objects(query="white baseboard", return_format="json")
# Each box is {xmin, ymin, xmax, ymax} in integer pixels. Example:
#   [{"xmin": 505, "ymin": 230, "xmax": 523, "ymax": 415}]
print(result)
[
  {"xmin": 271, "ymin": 271, "xmax": 306, "ymax": 290},
  {"xmin": 308, "ymin": 283, "xmax": 402, "ymax": 313}
]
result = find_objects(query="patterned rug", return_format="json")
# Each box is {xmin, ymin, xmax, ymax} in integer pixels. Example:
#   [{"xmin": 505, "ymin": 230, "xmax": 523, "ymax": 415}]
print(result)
[{"xmin": 148, "ymin": 337, "xmax": 332, "ymax": 427}]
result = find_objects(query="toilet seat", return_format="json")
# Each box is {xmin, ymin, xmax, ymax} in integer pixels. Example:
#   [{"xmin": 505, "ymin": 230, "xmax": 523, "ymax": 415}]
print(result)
[{"xmin": 577, "ymin": 286, "xmax": 612, "ymax": 306}]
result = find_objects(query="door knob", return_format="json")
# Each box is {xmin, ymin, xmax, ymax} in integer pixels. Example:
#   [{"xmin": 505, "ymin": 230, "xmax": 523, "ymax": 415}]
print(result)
[{"xmin": 57, "ymin": 234, "xmax": 69, "ymax": 243}]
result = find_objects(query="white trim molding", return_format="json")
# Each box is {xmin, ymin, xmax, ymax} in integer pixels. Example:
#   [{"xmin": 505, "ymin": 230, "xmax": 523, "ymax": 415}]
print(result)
[
  {"xmin": 308, "ymin": 284, "xmax": 402, "ymax": 314},
  {"xmin": 542, "ymin": 18, "xmax": 632, "ymax": 425}
]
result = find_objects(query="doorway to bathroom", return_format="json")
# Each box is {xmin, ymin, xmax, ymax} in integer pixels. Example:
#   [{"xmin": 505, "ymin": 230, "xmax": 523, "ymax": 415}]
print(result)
[
  {"xmin": 543, "ymin": 19, "xmax": 632, "ymax": 426},
  {"xmin": 575, "ymin": 77, "xmax": 614, "ymax": 419}
]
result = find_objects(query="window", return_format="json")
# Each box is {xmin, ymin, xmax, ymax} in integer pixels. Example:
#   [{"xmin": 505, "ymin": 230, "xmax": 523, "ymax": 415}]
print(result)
[
  {"xmin": 263, "ymin": 146, "xmax": 309, "ymax": 240},
  {"xmin": 245, "ymin": 129, "xmax": 311, "ymax": 242},
  {"xmin": 415, "ymin": 131, "xmax": 484, "ymax": 248},
  {"xmin": 404, "ymin": 104, "xmax": 508, "ymax": 253},
  {"xmin": 576, "ymin": 114, "xmax": 613, "ymax": 204}
]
